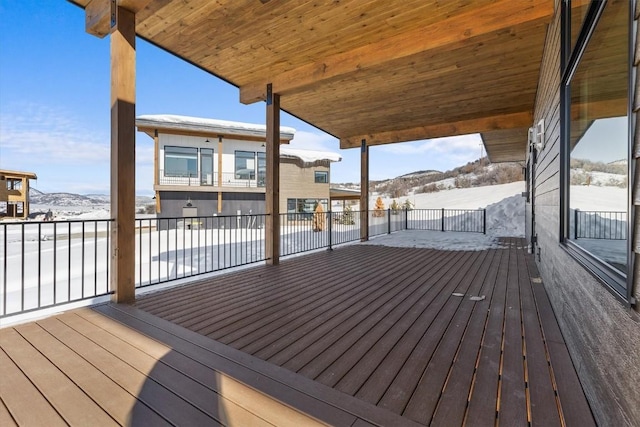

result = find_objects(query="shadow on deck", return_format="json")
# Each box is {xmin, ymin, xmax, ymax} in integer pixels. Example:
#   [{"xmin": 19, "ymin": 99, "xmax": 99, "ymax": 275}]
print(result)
[{"xmin": 1, "ymin": 238, "xmax": 595, "ymax": 426}]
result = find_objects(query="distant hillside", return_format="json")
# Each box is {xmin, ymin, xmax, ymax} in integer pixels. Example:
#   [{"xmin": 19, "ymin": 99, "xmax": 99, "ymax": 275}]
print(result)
[
  {"xmin": 29, "ymin": 189, "xmax": 153, "ymax": 207},
  {"xmin": 365, "ymin": 157, "xmax": 524, "ymax": 198}
]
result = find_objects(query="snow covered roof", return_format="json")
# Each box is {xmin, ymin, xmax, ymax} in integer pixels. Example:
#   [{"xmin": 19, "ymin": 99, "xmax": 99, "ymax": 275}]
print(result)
[
  {"xmin": 280, "ymin": 147, "xmax": 341, "ymax": 163},
  {"xmin": 136, "ymin": 114, "xmax": 296, "ymax": 140}
]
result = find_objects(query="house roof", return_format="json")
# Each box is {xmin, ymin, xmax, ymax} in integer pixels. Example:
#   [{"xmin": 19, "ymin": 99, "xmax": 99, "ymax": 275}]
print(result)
[
  {"xmin": 330, "ymin": 187, "xmax": 361, "ymax": 201},
  {"xmin": 135, "ymin": 114, "xmax": 296, "ymax": 141},
  {"xmin": 0, "ymin": 169, "xmax": 37, "ymax": 180},
  {"xmin": 72, "ymin": 0, "xmax": 560, "ymax": 162},
  {"xmin": 280, "ymin": 147, "xmax": 341, "ymax": 164}
]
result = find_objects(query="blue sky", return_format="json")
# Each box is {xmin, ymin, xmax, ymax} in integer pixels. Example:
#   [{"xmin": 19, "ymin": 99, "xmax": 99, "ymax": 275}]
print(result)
[{"xmin": 0, "ymin": 1, "xmax": 483, "ymax": 196}]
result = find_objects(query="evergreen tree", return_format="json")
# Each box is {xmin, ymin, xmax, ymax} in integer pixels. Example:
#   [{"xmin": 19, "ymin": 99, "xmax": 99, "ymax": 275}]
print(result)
[
  {"xmin": 313, "ymin": 202, "xmax": 326, "ymax": 231},
  {"xmin": 373, "ymin": 196, "xmax": 386, "ymax": 217}
]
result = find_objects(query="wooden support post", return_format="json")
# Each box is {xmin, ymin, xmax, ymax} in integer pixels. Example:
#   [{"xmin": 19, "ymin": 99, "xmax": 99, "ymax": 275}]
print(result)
[
  {"xmin": 153, "ymin": 129, "xmax": 160, "ymax": 213},
  {"xmin": 265, "ymin": 84, "xmax": 280, "ymax": 265},
  {"xmin": 153, "ymin": 129, "xmax": 159, "ymax": 186},
  {"xmin": 360, "ymin": 139, "xmax": 369, "ymax": 241},
  {"xmin": 110, "ymin": 5, "xmax": 136, "ymax": 303},
  {"xmin": 217, "ymin": 136, "xmax": 223, "ymax": 213}
]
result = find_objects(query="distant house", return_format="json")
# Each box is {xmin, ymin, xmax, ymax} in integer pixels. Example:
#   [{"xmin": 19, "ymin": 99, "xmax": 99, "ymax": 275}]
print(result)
[
  {"xmin": 136, "ymin": 115, "xmax": 341, "ymax": 220},
  {"xmin": 0, "ymin": 169, "xmax": 37, "ymax": 220}
]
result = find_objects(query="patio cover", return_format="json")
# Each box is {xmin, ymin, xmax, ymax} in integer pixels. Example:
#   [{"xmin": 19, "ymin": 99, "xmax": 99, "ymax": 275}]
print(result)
[{"xmin": 70, "ymin": 0, "xmax": 558, "ymax": 162}]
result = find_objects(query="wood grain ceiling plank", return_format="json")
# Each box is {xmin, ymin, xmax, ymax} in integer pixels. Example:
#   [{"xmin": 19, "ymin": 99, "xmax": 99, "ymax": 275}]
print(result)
[
  {"xmin": 190, "ymin": 0, "xmax": 411, "ymax": 81},
  {"xmin": 239, "ymin": 0, "xmax": 553, "ymax": 103},
  {"xmin": 338, "ymin": 113, "xmax": 532, "ymax": 148}
]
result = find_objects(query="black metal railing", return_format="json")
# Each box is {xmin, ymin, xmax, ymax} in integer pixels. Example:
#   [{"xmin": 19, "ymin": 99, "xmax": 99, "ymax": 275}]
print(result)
[
  {"xmin": 1, "ymin": 207, "xmax": 486, "ymax": 318},
  {"xmin": 574, "ymin": 210, "xmax": 627, "ymax": 240},
  {"xmin": 135, "ymin": 214, "xmax": 267, "ymax": 287},
  {"xmin": 1, "ymin": 219, "xmax": 112, "ymax": 317},
  {"xmin": 279, "ymin": 211, "xmax": 364, "ymax": 255},
  {"xmin": 158, "ymin": 170, "xmax": 266, "ymax": 188},
  {"xmin": 278, "ymin": 208, "xmax": 486, "ymax": 257},
  {"xmin": 407, "ymin": 208, "xmax": 486, "ymax": 234}
]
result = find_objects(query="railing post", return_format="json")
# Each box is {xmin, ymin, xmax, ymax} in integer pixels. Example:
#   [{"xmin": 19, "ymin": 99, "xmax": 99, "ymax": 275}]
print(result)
[
  {"xmin": 574, "ymin": 208, "xmax": 579, "ymax": 239},
  {"xmin": 328, "ymin": 211, "xmax": 333, "ymax": 251},
  {"xmin": 441, "ymin": 208, "xmax": 445, "ymax": 232},
  {"xmin": 483, "ymin": 209, "xmax": 486, "ymax": 234},
  {"xmin": 387, "ymin": 208, "xmax": 391, "ymax": 234},
  {"xmin": 404, "ymin": 207, "xmax": 408, "ymax": 230}
]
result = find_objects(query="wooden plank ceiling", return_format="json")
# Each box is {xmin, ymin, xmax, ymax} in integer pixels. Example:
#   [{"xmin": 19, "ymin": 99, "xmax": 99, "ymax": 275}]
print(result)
[{"xmin": 71, "ymin": 0, "xmax": 557, "ymax": 162}]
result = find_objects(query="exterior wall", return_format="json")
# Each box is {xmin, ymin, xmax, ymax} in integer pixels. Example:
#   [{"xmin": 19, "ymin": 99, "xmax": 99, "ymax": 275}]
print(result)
[
  {"xmin": 531, "ymin": 3, "xmax": 640, "ymax": 426},
  {"xmin": 278, "ymin": 159, "xmax": 331, "ymax": 213},
  {"xmin": 158, "ymin": 133, "xmax": 264, "ymax": 186},
  {"xmin": 157, "ymin": 190, "xmax": 265, "ymax": 229},
  {"xmin": 155, "ymin": 132, "xmax": 332, "ymax": 217}
]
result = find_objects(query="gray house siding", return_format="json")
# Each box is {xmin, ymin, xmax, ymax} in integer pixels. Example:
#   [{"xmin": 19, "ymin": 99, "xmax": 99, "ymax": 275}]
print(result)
[
  {"xmin": 157, "ymin": 191, "xmax": 265, "ymax": 229},
  {"xmin": 530, "ymin": 2, "xmax": 640, "ymax": 426}
]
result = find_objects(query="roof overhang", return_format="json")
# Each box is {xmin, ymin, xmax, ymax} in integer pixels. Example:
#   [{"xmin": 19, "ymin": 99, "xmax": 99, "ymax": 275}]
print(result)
[
  {"xmin": 0, "ymin": 170, "xmax": 38, "ymax": 180},
  {"xmin": 70, "ymin": 0, "xmax": 559, "ymax": 162},
  {"xmin": 135, "ymin": 114, "xmax": 295, "ymax": 142}
]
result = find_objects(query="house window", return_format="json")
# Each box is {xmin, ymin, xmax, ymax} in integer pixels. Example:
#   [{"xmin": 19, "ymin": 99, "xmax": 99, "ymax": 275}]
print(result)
[
  {"xmin": 200, "ymin": 148, "xmax": 214, "ymax": 185},
  {"xmin": 287, "ymin": 198, "xmax": 329, "ymax": 220},
  {"xmin": 164, "ymin": 146, "xmax": 198, "ymax": 177},
  {"xmin": 561, "ymin": 0, "xmax": 630, "ymax": 299},
  {"xmin": 314, "ymin": 171, "xmax": 329, "ymax": 183},
  {"xmin": 257, "ymin": 152, "xmax": 266, "ymax": 187},
  {"xmin": 235, "ymin": 151, "xmax": 255, "ymax": 180}
]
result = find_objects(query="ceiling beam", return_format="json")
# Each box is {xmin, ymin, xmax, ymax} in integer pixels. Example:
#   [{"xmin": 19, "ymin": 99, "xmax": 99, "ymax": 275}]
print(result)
[
  {"xmin": 85, "ymin": 0, "xmax": 156, "ymax": 38},
  {"xmin": 240, "ymin": 0, "xmax": 553, "ymax": 104},
  {"xmin": 340, "ymin": 111, "xmax": 533, "ymax": 149}
]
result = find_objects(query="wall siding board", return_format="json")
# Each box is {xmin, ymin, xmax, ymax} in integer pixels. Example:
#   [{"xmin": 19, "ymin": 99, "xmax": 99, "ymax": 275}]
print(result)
[
  {"xmin": 532, "ymin": 3, "xmax": 640, "ymax": 426},
  {"xmin": 278, "ymin": 160, "xmax": 331, "ymax": 214},
  {"xmin": 634, "ymin": 1, "xmax": 640, "ymax": 308}
]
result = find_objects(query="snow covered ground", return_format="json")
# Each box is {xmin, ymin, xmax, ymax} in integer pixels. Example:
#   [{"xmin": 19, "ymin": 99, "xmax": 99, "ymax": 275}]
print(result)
[
  {"xmin": 365, "ymin": 192, "xmax": 525, "ymax": 251},
  {"xmin": 377, "ymin": 181, "xmax": 525, "ymax": 210}
]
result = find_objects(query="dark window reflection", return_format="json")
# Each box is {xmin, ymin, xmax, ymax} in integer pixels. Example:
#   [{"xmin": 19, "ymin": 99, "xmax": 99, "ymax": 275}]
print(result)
[{"xmin": 568, "ymin": 0, "xmax": 628, "ymax": 274}]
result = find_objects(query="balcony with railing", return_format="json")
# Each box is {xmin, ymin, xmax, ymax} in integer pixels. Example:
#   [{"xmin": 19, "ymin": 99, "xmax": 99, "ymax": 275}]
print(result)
[{"xmin": 158, "ymin": 169, "xmax": 266, "ymax": 188}]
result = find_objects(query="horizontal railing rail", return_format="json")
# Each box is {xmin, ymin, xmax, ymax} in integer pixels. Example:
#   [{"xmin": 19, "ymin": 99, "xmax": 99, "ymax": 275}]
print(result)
[
  {"xmin": 158, "ymin": 170, "xmax": 266, "ymax": 188},
  {"xmin": 574, "ymin": 210, "xmax": 627, "ymax": 240},
  {"xmin": 2, "ymin": 207, "xmax": 486, "ymax": 318}
]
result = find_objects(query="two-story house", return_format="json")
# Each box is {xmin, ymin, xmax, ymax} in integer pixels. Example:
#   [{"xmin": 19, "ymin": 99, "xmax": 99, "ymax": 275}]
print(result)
[
  {"xmin": 0, "ymin": 169, "xmax": 37, "ymax": 220},
  {"xmin": 136, "ymin": 115, "xmax": 341, "ymax": 221}
]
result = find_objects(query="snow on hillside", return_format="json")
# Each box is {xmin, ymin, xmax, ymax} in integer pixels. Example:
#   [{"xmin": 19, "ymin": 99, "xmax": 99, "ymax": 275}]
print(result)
[
  {"xmin": 377, "ymin": 181, "xmax": 525, "ymax": 210},
  {"xmin": 27, "ymin": 191, "xmax": 154, "ymax": 220},
  {"xmin": 570, "ymin": 185, "xmax": 627, "ymax": 211}
]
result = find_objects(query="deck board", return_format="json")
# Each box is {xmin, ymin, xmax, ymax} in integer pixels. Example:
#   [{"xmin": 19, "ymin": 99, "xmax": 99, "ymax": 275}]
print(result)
[
  {"xmin": 429, "ymin": 248, "xmax": 504, "ymax": 426},
  {"xmin": 401, "ymin": 249, "xmax": 497, "ymax": 424},
  {"xmin": 498, "ymin": 242, "xmax": 528, "ymax": 426},
  {"xmin": 516, "ymin": 243, "xmax": 562, "ymax": 427},
  {"xmin": 1, "ymin": 239, "xmax": 594, "ymax": 426},
  {"xmin": 0, "ymin": 348, "xmax": 67, "ymax": 427},
  {"xmin": 1, "ymin": 327, "xmax": 118, "ymax": 426}
]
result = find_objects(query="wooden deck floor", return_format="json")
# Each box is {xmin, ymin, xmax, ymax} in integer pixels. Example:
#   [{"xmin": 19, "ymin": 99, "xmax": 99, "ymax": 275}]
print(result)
[
  {"xmin": 134, "ymin": 238, "xmax": 594, "ymax": 426},
  {"xmin": 1, "ymin": 238, "xmax": 596, "ymax": 426}
]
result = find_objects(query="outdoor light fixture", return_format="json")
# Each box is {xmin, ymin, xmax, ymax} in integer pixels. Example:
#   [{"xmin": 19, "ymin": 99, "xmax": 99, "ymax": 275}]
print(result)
[
  {"xmin": 528, "ymin": 119, "xmax": 546, "ymax": 152},
  {"xmin": 186, "ymin": 197, "xmax": 193, "ymax": 207},
  {"xmin": 535, "ymin": 119, "xmax": 545, "ymax": 150},
  {"xmin": 205, "ymin": 138, "xmax": 210, "ymax": 143}
]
